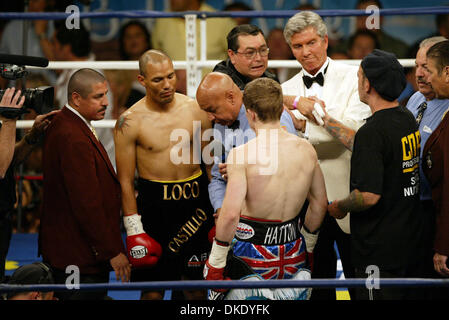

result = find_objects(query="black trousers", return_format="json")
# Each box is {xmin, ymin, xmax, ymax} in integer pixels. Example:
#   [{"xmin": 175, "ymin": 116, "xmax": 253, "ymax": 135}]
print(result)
[
  {"xmin": 52, "ymin": 267, "xmax": 110, "ymax": 300},
  {"xmin": 310, "ymin": 213, "xmax": 356, "ymax": 300},
  {"xmin": 353, "ymin": 261, "xmax": 430, "ymax": 300},
  {"xmin": 420, "ymin": 200, "xmax": 449, "ymax": 300},
  {"xmin": 0, "ymin": 212, "xmax": 12, "ymax": 283}
]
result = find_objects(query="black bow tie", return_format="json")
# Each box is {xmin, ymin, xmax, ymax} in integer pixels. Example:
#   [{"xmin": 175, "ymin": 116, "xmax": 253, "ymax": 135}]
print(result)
[
  {"xmin": 303, "ymin": 72, "xmax": 324, "ymax": 89},
  {"xmin": 302, "ymin": 64, "xmax": 328, "ymax": 89},
  {"xmin": 228, "ymin": 120, "xmax": 240, "ymax": 130}
]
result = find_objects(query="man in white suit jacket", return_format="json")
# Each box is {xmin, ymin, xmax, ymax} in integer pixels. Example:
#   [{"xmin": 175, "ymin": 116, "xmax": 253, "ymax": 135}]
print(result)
[{"xmin": 281, "ymin": 11, "xmax": 371, "ymax": 300}]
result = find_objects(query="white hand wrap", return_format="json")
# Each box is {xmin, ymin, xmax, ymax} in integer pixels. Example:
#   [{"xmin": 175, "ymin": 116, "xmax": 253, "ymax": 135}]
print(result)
[
  {"xmin": 123, "ymin": 214, "xmax": 145, "ymax": 236},
  {"xmin": 208, "ymin": 239, "xmax": 230, "ymax": 269},
  {"xmin": 312, "ymin": 103, "xmax": 325, "ymax": 126},
  {"xmin": 300, "ymin": 226, "xmax": 319, "ymax": 253}
]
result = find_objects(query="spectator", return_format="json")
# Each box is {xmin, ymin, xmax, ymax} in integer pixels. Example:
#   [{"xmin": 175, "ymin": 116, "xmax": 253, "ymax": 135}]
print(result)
[
  {"xmin": 151, "ymin": 0, "xmax": 236, "ymax": 94},
  {"xmin": 347, "ymin": 29, "xmax": 379, "ymax": 59},
  {"xmin": 111, "ymin": 20, "xmax": 152, "ymax": 116},
  {"xmin": 354, "ymin": 0, "xmax": 409, "ymax": 58},
  {"xmin": 333, "ymin": 0, "xmax": 409, "ymax": 59},
  {"xmin": 223, "ymin": 2, "xmax": 253, "ymax": 26},
  {"xmin": 436, "ymin": 14, "xmax": 449, "ymax": 39},
  {"xmin": 329, "ymin": 50, "xmax": 349, "ymax": 60},
  {"xmin": 266, "ymin": 27, "xmax": 300, "ymax": 83},
  {"xmin": 119, "ymin": 20, "xmax": 152, "ymax": 61},
  {"xmin": 0, "ymin": 0, "xmax": 56, "ymax": 88}
]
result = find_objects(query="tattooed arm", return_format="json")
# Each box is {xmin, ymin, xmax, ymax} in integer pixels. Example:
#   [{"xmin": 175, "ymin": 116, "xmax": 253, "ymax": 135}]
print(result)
[
  {"xmin": 328, "ymin": 189, "xmax": 381, "ymax": 219},
  {"xmin": 322, "ymin": 114, "xmax": 356, "ymax": 152},
  {"xmin": 306, "ymin": 97, "xmax": 357, "ymax": 152},
  {"xmin": 114, "ymin": 112, "xmax": 139, "ymax": 215}
]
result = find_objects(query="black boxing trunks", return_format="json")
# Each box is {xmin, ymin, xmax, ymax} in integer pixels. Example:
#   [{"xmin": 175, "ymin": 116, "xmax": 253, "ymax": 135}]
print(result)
[{"xmin": 131, "ymin": 170, "xmax": 214, "ymax": 283}]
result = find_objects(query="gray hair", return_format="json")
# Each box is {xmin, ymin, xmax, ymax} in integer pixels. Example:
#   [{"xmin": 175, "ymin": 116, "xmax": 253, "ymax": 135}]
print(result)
[
  {"xmin": 419, "ymin": 36, "xmax": 447, "ymax": 49},
  {"xmin": 283, "ymin": 11, "xmax": 327, "ymax": 46}
]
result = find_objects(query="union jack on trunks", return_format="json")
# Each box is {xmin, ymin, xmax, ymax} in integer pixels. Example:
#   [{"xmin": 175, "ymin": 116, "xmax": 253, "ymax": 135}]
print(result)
[{"xmin": 233, "ymin": 238, "xmax": 307, "ymax": 280}]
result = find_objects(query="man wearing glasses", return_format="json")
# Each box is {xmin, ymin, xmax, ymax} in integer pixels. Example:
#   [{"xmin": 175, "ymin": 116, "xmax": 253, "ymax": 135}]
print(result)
[{"xmin": 213, "ymin": 24, "xmax": 278, "ymax": 90}]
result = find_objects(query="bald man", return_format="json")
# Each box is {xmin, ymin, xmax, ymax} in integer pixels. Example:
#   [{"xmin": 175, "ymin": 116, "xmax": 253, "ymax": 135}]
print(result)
[
  {"xmin": 40, "ymin": 68, "xmax": 130, "ymax": 300},
  {"xmin": 114, "ymin": 50, "xmax": 214, "ymax": 300},
  {"xmin": 203, "ymin": 78, "xmax": 328, "ymax": 300},
  {"xmin": 196, "ymin": 72, "xmax": 297, "ymax": 222}
]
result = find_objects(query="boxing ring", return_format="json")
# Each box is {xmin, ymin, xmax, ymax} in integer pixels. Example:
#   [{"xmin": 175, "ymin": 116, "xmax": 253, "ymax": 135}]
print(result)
[{"xmin": 2, "ymin": 7, "xmax": 449, "ymax": 301}]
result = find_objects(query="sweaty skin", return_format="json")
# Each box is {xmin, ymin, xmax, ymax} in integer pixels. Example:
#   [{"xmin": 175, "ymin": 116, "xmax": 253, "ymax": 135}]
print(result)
[{"xmin": 216, "ymin": 125, "xmax": 328, "ymax": 243}]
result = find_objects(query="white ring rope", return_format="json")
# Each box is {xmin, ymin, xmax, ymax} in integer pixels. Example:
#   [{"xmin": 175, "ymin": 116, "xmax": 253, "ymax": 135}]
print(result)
[
  {"xmin": 27, "ymin": 58, "xmax": 415, "ymax": 71},
  {"xmin": 18, "ymin": 58, "xmax": 416, "ymax": 129}
]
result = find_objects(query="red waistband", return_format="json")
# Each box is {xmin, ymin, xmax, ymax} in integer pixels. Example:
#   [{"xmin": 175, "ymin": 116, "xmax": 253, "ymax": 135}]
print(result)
[{"xmin": 240, "ymin": 215, "xmax": 282, "ymax": 223}]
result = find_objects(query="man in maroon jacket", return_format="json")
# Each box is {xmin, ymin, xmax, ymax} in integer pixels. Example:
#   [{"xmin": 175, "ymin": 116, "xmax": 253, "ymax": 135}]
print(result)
[
  {"xmin": 39, "ymin": 68, "xmax": 130, "ymax": 300},
  {"xmin": 424, "ymin": 40, "xmax": 449, "ymax": 280}
]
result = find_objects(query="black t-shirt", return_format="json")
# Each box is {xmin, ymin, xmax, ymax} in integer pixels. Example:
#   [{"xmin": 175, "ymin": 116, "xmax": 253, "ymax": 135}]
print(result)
[{"xmin": 350, "ymin": 106, "xmax": 426, "ymax": 270}]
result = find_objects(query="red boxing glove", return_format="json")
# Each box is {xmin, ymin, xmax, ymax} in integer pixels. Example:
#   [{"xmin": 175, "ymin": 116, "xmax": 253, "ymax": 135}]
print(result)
[
  {"xmin": 204, "ymin": 239, "xmax": 231, "ymax": 293},
  {"xmin": 123, "ymin": 214, "xmax": 162, "ymax": 268},
  {"xmin": 208, "ymin": 226, "xmax": 216, "ymax": 243},
  {"xmin": 204, "ymin": 260, "xmax": 225, "ymax": 281}
]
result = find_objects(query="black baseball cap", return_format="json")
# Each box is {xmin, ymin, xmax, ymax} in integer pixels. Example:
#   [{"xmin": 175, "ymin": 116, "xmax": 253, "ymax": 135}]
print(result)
[
  {"xmin": 7, "ymin": 262, "xmax": 54, "ymax": 299},
  {"xmin": 361, "ymin": 49, "xmax": 407, "ymax": 101}
]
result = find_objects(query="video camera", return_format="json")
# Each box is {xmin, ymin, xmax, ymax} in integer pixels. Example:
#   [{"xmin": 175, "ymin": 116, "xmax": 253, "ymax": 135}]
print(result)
[{"xmin": 0, "ymin": 53, "xmax": 54, "ymax": 119}]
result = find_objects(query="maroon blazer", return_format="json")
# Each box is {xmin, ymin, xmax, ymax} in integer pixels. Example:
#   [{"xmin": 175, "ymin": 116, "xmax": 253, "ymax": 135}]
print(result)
[
  {"xmin": 423, "ymin": 112, "xmax": 449, "ymax": 256},
  {"xmin": 39, "ymin": 107, "xmax": 125, "ymax": 274}
]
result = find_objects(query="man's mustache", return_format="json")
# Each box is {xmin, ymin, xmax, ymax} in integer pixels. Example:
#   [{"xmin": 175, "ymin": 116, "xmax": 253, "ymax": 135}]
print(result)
[{"xmin": 417, "ymin": 77, "xmax": 432, "ymax": 87}]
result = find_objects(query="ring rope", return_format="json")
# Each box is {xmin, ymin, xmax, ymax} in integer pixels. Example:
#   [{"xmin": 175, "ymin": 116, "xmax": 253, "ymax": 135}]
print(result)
[
  {"xmin": 0, "ymin": 7, "xmax": 448, "ymax": 20},
  {"xmin": 1, "ymin": 278, "xmax": 449, "ymax": 294}
]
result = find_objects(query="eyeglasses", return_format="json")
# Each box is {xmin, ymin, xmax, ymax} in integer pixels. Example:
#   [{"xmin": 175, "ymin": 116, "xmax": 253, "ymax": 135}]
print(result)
[{"xmin": 234, "ymin": 47, "xmax": 270, "ymax": 59}]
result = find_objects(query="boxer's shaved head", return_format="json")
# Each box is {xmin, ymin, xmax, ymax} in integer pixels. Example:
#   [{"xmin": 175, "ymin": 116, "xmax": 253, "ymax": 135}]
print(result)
[
  {"xmin": 67, "ymin": 68, "xmax": 106, "ymax": 102},
  {"xmin": 139, "ymin": 49, "xmax": 171, "ymax": 76}
]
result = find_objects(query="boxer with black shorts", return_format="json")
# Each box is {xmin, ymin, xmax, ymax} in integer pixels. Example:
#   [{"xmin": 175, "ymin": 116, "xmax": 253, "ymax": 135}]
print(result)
[
  {"xmin": 114, "ymin": 50, "xmax": 213, "ymax": 300},
  {"xmin": 131, "ymin": 170, "xmax": 214, "ymax": 283}
]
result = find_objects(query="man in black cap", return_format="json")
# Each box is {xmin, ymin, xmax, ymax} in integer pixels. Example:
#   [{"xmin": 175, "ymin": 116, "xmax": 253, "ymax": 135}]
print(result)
[
  {"xmin": 328, "ymin": 49, "xmax": 429, "ymax": 300},
  {"xmin": 6, "ymin": 262, "xmax": 56, "ymax": 300}
]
